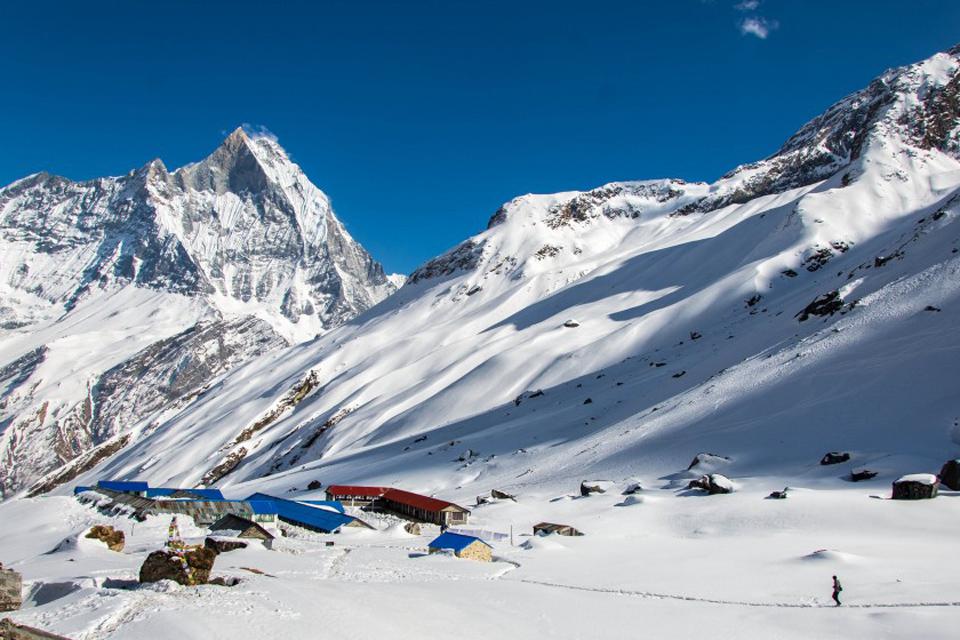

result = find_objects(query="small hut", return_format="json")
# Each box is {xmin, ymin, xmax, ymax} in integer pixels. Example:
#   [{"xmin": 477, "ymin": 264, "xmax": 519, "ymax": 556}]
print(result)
[
  {"xmin": 891, "ymin": 474, "xmax": 939, "ymax": 500},
  {"xmin": 533, "ymin": 522, "xmax": 583, "ymax": 537},
  {"xmin": 210, "ymin": 514, "xmax": 276, "ymax": 543},
  {"xmin": 938, "ymin": 459, "xmax": 960, "ymax": 491},
  {"xmin": 427, "ymin": 532, "xmax": 492, "ymax": 562}
]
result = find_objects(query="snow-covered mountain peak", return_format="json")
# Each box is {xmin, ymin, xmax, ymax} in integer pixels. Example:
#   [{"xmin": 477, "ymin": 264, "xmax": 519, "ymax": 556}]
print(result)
[
  {"xmin": 176, "ymin": 126, "xmax": 280, "ymax": 195},
  {"xmin": 0, "ymin": 127, "xmax": 398, "ymax": 496}
]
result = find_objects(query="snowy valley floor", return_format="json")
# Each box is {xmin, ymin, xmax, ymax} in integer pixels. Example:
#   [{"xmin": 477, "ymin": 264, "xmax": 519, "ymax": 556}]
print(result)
[{"xmin": 3, "ymin": 479, "xmax": 960, "ymax": 640}]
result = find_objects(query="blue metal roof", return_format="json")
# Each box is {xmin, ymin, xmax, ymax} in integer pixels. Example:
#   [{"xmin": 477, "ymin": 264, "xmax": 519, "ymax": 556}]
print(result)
[
  {"xmin": 73, "ymin": 486, "xmax": 92, "ymax": 495},
  {"xmin": 146, "ymin": 487, "xmax": 226, "ymax": 500},
  {"xmin": 144, "ymin": 488, "xmax": 176, "ymax": 497},
  {"xmin": 247, "ymin": 499, "xmax": 279, "ymax": 515},
  {"xmin": 428, "ymin": 532, "xmax": 489, "ymax": 553},
  {"xmin": 97, "ymin": 480, "xmax": 149, "ymax": 492},
  {"xmin": 245, "ymin": 492, "xmax": 280, "ymax": 502},
  {"xmin": 244, "ymin": 492, "xmax": 356, "ymax": 532},
  {"xmin": 298, "ymin": 500, "xmax": 346, "ymax": 513}
]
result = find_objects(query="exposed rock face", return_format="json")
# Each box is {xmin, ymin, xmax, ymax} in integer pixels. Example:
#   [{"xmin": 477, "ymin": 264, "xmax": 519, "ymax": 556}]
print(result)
[
  {"xmin": 85, "ymin": 525, "xmax": 125, "ymax": 552},
  {"xmin": 0, "ymin": 128, "xmax": 397, "ymax": 497},
  {"xmin": 408, "ymin": 240, "xmax": 485, "ymax": 284},
  {"xmin": 139, "ymin": 546, "xmax": 218, "ymax": 586},
  {"xmin": 3, "ymin": 317, "xmax": 284, "ymax": 497}
]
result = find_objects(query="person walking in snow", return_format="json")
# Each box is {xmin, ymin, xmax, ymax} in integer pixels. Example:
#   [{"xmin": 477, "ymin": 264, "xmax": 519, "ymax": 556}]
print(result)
[{"xmin": 831, "ymin": 575, "xmax": 842, "ymax": 606}]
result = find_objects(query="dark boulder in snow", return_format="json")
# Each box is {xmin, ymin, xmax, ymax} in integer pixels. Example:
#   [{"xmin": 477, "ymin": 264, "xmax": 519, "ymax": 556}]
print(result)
[
  {"xmin": 139, "ymin": 545, "xmax": 218, "ymax": 586},
  {"xmin": 204, "ymin": 537, "xmax": 247, "ymax": 554},
  {"xmin": 687, "ymin": 473, "xmax": 733, "ymax": 495},
  {"xmin": 514, "ymin": 389, "xmax": 544, "ymax": 406},
  {"xmin": 891, "ymin": 474, "xmax": 939, "ymax": 500},
  {"xmin": 307, "ymin": 480, "xmax": 322, "ymax": 490},
  {"xmin": 563, "ymin": 319, "xmax": 580, "ymax": 328},
  {"xmin": 622, "ymin": 481, "xmax": 643, "ymax": 495},
  {"xmin": 850, "ymin": 469, "xmax": 878, "ymax": 482},
  {"xmin": 820, "ymin": 452, "xmax": 851, "ymax": 465},
  {"xmin": 687, "ymin": 453, "xmax": 731, "ymax": 470},
  {"xmin": 767, "ymin": 488, "xmax": 789, "ymax": 499},
  {"xmin": 938, "ymin": 459, "xmax": 960, "ymax": 490},
  {"xmin": 580, "ymin": 480, "xmax": 615, "ymax": 496}
]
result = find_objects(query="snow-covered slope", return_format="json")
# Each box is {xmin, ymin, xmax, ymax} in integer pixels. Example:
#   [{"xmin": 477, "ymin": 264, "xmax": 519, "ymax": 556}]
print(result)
[
  {"xmin": 0, "ymin": 128, "xmax": 396, "ymax": 497},
  {"xmin": 63, "ymin": 44, "xmax": 960, "ymax": 500},
  {"xmin": 3, "ymin": 42, "xmax": 960, "ymax": 640}
]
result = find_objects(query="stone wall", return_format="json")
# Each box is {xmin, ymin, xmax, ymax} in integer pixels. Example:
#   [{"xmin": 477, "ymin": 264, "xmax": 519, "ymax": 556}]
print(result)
[
  {"xmin": 457, "ymin": 542, "xmax": 492, "ymax": 562},
  {"xmin": 0, "ymin": 566, "xmax": 22, "ymax": 612}
]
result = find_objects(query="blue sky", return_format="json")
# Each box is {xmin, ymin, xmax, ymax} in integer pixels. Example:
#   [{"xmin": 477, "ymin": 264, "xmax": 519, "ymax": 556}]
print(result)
[{"xmin": 2, "ymin": 1, "xmax": 958, "ymax": 274}]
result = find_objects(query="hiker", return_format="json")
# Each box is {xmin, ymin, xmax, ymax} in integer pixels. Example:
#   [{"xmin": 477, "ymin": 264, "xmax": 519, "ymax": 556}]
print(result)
[{"xmin": 831, "ymin": 575, "xmax": 842, "ymax": 606}]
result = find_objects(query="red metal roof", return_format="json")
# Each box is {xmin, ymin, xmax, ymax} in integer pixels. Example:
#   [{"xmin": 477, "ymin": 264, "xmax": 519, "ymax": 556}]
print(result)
[
  {"xmin": 383, "ymin": 488, "xmax": 468, "ymax": 513},
  {"xmin": 326, "ymin": 485, "xmax": 388, "ymax": 498},
  {"xmin": 325, "ymin": 485, "xmax": 468, "ymax": 513}
]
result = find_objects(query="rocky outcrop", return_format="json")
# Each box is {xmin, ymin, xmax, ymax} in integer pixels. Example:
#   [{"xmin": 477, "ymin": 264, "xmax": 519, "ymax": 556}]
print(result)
[
  {"xmin": 204, "ymin": 537, "xmax": 247, "ymax": 554},
  {"xmin": 687, "ymin": 453, "xmax": 731, "ymax": 470},
  {"xmin": 408, "ymin": 240, "xmax": 485, "ymax": 284},
  {"xmin": 580, "ymin": 480, "xmax": 614, "ymax": 496},
  {"xmin": 820, "ymin": 452, "xmax": 851, "ymax": 466},
  {"xmin": 687, "ymin": 474, "xmax": 734, "ymax": 495},
  {"xmin": 139, "ymin": 546, "xmax": 218, "ymax": 586},
  {"xmin": 939, "ymin": 459, "xmax": 960, "ymax": 490},
  {"xmin": 84, "ymin": 525, "xmax": 125, "ymax": 552}
]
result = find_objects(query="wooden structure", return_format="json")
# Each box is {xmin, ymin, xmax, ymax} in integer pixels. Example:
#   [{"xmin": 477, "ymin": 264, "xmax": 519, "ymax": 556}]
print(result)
[
  {"xmin": 533, "ymin": 522, "xmax": 583, "ymax": 537},
  {"xmin": 0, "ymin": 618, "xmax": 73, "ymax": 640},
  {"xmin": 209, "ymin": 514, "xmax": 275, "ymax": 542},
  {"xmin": 892, "ymin": 474, "xmax": 939, "ymax": 500},
  {"xmin": 0, "ymin": 564, "xmax": 21, "ymax": 613},
  {"xmin": 325, "ymin": 485, "xmax": 470, "ymax": 526},
  {"xmin": 428, "ymin": 532, "xmax": 492, "ymax": 562}
]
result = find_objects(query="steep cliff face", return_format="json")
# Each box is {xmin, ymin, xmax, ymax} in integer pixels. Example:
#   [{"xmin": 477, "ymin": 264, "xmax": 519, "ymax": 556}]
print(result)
[{"xmin": 0, "ymin": 128, "xmax": 397, "ymax": 496}]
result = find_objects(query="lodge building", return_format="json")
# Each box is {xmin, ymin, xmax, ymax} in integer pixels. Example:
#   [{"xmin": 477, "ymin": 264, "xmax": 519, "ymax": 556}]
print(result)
[{"xmin": 325, "ymin": 485, "xmax": 470, "ymax": 526}]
